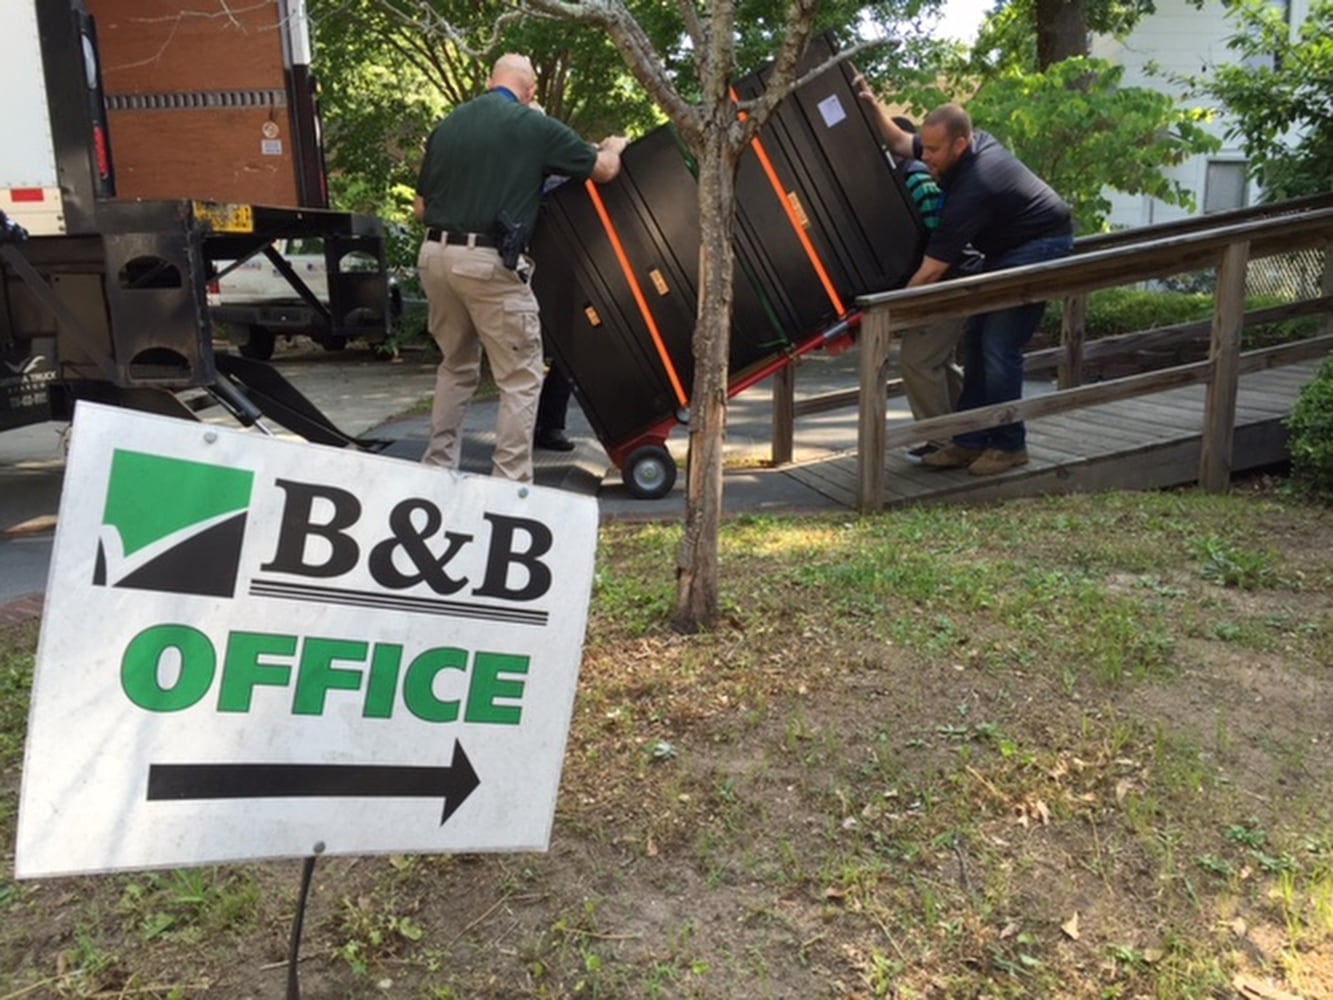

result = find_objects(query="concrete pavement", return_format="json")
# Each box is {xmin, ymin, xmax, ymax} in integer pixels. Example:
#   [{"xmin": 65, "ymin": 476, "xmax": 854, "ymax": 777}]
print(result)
[
  {"xmin": 0, "ymin": 337, "xmax": 971, "ymax": 617},
  {"xmin": 372, "ymin": 344, "xmax": 877, "ymax": 521}
]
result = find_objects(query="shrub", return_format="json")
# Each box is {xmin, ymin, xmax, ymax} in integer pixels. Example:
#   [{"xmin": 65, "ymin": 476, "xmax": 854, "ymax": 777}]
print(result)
[
  {"xmin": 1037, "ymin": 288, "xmax": 1320, "ymax": 348},
  {"xmin": 1038, "ymin": 288, "xmax": 1215, "ymax": 341},
  {"xmin": 1286, "ymin": 355, "xmax": 1333, "ymax": 503},
  {"xmin": 1244, "ymin": 309, "xmax": 1322, "ymax": 347}
]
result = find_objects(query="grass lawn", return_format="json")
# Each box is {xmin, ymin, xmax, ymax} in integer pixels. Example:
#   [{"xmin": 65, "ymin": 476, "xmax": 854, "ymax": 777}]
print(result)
[{"xmin": 1, "ymin": 486, "xmax": 1330, "ymax": 998}]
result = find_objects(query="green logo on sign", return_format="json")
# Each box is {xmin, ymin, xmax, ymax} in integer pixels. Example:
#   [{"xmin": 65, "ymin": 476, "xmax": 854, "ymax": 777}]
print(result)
[{"xmin": 95, "ymin": 450, "xmax": 254, "ymax": 598}]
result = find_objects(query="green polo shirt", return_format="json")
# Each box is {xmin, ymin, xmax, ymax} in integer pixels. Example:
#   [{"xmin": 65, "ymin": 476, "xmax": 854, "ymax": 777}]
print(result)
[{"xmin": 416, "ymin": 90, "xmax": 599, "ymax": 235}]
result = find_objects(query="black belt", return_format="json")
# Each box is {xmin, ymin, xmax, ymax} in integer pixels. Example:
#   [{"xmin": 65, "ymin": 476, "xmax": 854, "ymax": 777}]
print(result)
[{"xmin": 426, "ymin": 228, "xmax": 500, "ymax": 248}]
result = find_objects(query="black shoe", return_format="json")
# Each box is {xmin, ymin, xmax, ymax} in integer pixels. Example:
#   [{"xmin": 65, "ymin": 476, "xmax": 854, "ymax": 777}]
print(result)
[
  {"xmin": 535, "ymin": 429, "xmax": 576, "ymax": 452},
  {"xmin": 905, "ymin": 443, "xmax": 940, "ymax": 464}
]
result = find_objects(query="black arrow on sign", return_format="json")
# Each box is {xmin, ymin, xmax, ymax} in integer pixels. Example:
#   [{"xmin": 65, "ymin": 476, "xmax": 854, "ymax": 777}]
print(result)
[{"xmin": 146, "ymin": 739, "xmax": 480, "ymax": 826}]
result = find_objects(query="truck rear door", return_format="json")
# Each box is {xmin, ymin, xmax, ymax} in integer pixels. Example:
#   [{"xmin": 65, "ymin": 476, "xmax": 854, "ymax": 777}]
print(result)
[{"xmin": 1, "ymin": 1, "xmax": 65, "ymax": 234}]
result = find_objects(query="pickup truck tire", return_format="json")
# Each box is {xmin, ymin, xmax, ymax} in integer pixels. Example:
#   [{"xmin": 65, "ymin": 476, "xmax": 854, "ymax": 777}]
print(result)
[{"xmin": 239, "ymin": 325, "xmax": 276, "ymax": 361}]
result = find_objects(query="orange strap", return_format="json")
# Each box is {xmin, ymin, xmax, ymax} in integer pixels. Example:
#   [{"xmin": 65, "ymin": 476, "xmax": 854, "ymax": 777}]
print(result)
[
  {"xmin": 731, "ymin": 88, "xmax": 846, "ymax": 316},
  {"xmin": 583, "ymin": 179, "xmax": 689, "ymax": 407}
]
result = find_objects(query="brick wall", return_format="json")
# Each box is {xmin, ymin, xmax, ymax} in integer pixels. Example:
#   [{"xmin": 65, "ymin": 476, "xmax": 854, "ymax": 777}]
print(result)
[{"xmin": 87, "ymin": 0, "xmax": 303, "ymax": 206}]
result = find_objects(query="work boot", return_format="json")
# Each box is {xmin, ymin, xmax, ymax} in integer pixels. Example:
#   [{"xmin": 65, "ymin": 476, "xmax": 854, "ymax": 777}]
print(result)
[
  {"xmin": 920, "ymin": 444, "xmax": 984, "ymax": 469},
  {"xmin": 968, "ymin": 448, "xmax": 1029, "ymax": 476}
]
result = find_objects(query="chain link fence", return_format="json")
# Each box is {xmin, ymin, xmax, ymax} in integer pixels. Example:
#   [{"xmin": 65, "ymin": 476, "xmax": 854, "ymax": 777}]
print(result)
[
  {"xmin": 1157, "ymin": 247, "xmax": 1327, "ymax": 300},
  {"xmin": 1246, "ymin": 246, "xmax": 1327, "ymax": 300}
]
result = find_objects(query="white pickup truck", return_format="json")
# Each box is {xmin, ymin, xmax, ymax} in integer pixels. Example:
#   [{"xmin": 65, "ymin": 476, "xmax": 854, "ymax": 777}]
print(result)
[{"xmin": 209, "ymin": 238, "xmax": 399, "ymax": 360}]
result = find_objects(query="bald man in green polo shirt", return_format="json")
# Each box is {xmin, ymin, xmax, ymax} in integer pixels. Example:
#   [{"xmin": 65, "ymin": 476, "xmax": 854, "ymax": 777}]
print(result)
[{"xmin": 414, "ymin": 53, "xmax": 628, "ymax": 482}]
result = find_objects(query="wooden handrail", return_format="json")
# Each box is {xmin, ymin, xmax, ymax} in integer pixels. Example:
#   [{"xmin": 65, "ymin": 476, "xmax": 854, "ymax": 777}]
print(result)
[
  {"xmin": 775, "ymin": 296, "xmax": 1331, "ymax": 428},
  {"xmin": 1074, "ymin": 193, "xmax": 1333, "ymax": 252},
  {"xmin": 847, "ymin": 201, "xmax": 1333, "ymax": 511},
  {"xmin": 879, "ymin": 333, "xmax": 1333, "ymax": 451},
  {"xmin": 1023, "ymin": 296, "xmax": 1332, "ymax": 371},
  {"xmin": 855, "ymin": 206, "xmax": 1333, "ymax": 328}
]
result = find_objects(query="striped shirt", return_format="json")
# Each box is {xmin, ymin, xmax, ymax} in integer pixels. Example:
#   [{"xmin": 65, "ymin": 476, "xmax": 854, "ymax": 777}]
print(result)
[{"xmin": 899, "ymin": 161, "xmax": 942, "ymax": 232}]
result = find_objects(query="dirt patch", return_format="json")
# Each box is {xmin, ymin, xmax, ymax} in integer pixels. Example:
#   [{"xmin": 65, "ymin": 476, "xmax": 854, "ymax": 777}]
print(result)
[{"xmin": 1, "ymin": 492, "xmax": 1331, "ymax": 998}]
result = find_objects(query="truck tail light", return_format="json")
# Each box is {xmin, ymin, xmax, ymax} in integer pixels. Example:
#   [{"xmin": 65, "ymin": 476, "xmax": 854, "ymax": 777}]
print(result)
[{"xmin": 93, "ymin": 124, "xmax": 111, "ymax": 181}]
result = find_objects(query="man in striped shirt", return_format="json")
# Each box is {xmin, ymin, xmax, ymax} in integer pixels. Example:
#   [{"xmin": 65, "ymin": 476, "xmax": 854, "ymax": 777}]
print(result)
[{"xmin": 892, "ymin": 117, "xmax": 969, "ymax": 464}]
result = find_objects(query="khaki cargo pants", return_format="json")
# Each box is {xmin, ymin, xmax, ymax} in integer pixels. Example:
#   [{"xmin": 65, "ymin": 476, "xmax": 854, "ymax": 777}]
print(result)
[
  {"xmin": 418, "ymin": 239, "xmax": 545, "ymax": 482},
  {"xmin": 900, "ymin": 317, "xmax": 966, "ymax": 445}
]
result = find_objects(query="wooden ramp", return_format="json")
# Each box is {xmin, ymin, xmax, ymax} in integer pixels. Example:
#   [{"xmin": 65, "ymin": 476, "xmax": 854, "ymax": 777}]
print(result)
[{"xmin": 785, "ymin": 360, "xmax": 1321, "ymax": 509}]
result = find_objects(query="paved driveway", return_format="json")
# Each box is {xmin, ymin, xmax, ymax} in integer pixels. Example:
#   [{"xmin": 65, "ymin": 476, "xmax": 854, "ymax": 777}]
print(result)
[{"xmin": 2, "ymin": 337, "xmax": 943, "ymax": 612}]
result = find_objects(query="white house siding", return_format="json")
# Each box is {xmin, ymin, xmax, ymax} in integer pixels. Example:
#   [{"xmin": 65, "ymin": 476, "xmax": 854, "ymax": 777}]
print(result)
[{"xmin": 1090, "ymin": 0, "xmax": 1312, "ymax": 230}]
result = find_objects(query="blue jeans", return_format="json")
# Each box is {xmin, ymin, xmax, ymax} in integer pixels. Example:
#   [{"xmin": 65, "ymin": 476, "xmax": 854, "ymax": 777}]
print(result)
[{"xmin": 954, "ymin": 235, "xmax": 1074, "ymax": 453}]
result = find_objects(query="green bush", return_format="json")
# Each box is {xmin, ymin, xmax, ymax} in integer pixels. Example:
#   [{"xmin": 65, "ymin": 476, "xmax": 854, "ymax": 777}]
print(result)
[
  {"xmin": 1038, "ymin": 288, "xmax": 1212, "ymax": 341},
  {"xmin": 1286, "ymin": 355, "xmax": 1333, "ymax": 503},
  {"xmin": 1037, "ymin": 288, "xmax": 1320, "ymax": 347},
  {"xmin": 1244, "ymin": 309, "xmax": 1323, "ymax": 347},
  {"xmin": 1086, "ymin": 288, "xmax": 1211, "ymax": 336}
]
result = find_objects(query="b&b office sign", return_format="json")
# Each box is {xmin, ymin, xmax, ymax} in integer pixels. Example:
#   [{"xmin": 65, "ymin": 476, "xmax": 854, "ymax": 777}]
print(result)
[{"xmin": 15, "ymin": 403, "xmax": 598, "ymax": 877}]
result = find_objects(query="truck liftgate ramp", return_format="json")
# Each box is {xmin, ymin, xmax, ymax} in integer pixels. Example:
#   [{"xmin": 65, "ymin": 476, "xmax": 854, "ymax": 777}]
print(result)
[
  {"xmin": 1, "ymin": 1, "xmax": 394, "ymax": 445},
  {"xmin": 1, "ymin": 198, "xmax": 391, "ymax": 447}
]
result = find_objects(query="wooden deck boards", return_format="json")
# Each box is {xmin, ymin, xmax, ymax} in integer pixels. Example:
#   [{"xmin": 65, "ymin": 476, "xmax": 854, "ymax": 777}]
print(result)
[{"xmin": 786, "ymin": 360, "xmax": 1321, "ymax": 510}]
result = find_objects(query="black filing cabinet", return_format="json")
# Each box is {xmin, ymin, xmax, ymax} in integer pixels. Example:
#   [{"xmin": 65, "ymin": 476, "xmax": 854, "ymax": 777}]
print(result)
[{"xmin": 529, "ymin": 35, "xmax": 926, "ymax": 497}]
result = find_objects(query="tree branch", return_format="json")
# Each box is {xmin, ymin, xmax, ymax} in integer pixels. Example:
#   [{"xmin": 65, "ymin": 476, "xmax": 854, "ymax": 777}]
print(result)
[
  {"xmin": 674, "ymin": 0, "xmax": 707, "ymax": 65},
  {"xmin": 520, "ymin": 0, "xmax": 703, "ymax": 142}
]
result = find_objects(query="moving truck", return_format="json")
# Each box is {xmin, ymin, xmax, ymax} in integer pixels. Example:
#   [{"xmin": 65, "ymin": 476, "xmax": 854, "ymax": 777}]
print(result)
[{"xmin": 1, "ymin": 0, "xmax": 391, "ymax": 441}]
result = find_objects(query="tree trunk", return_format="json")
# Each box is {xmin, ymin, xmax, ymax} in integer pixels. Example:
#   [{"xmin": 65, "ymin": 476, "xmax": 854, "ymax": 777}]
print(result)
[
  {"xmin": 1035, "ymin": 0, "xmax": 1089, "ymax": 69},
  {"xmin": 671, "ymin": 127, "xmax": 736, "ymax": 632}
]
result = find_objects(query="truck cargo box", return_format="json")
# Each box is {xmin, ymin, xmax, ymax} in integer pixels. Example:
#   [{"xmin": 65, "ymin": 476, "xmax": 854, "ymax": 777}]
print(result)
[
  {"xmin": 1, "ymin": 0, "xmax": 390, "ymax": 439},
  {"xmin": 87, "ymin": 0, "xmax": 326, "ymax": 209}
]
